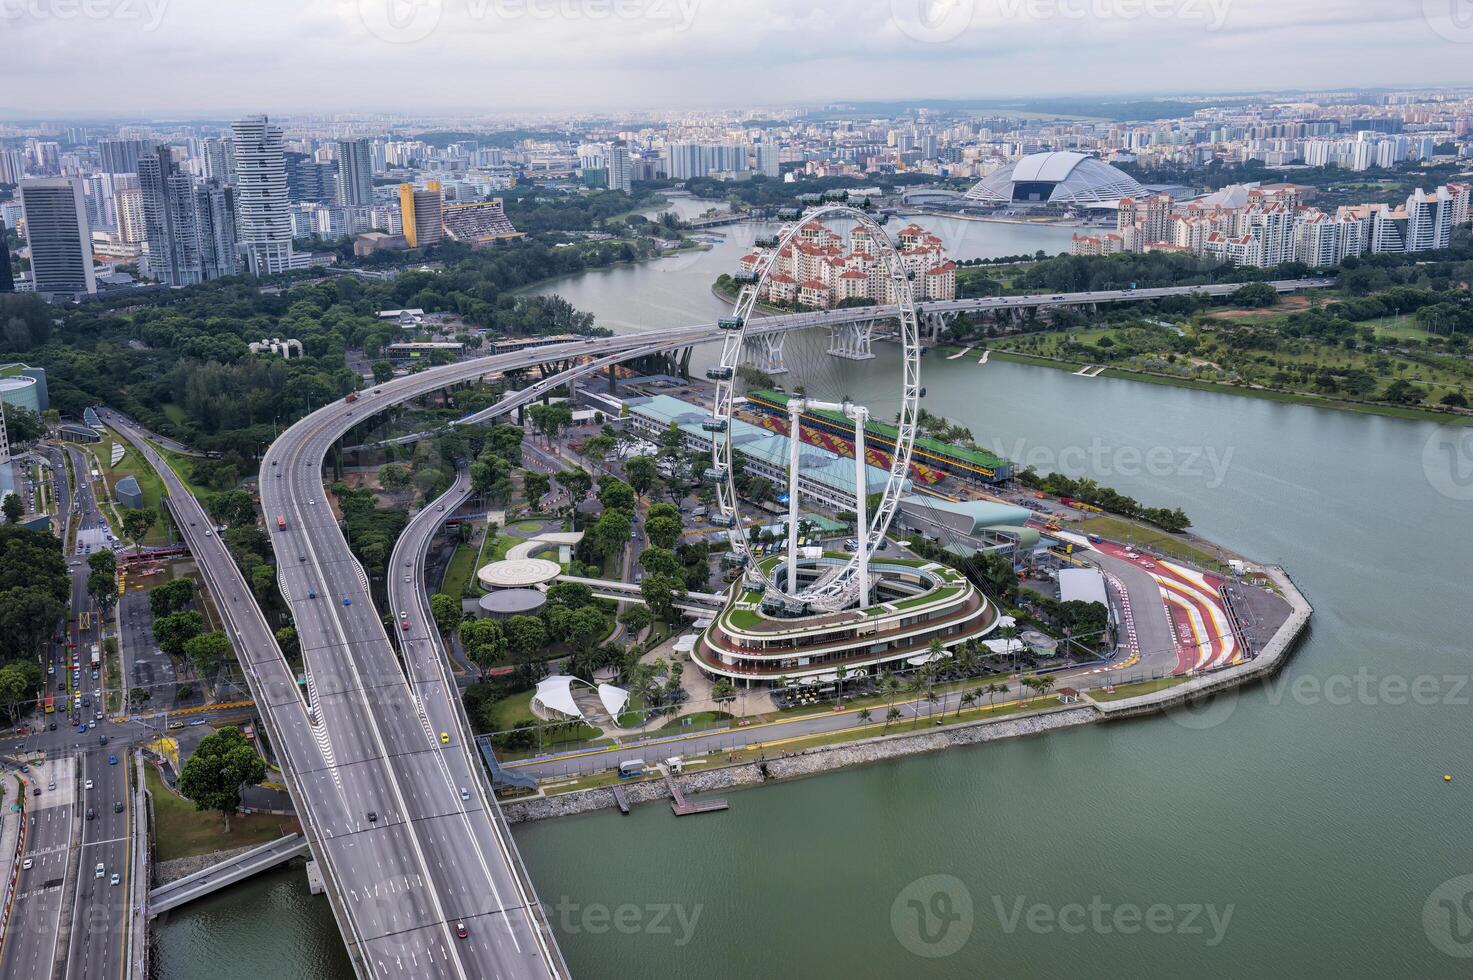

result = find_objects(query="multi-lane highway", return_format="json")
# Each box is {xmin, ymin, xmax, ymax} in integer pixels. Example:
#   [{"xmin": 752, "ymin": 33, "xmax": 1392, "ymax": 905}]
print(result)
[{"xmin": 59, "ymin": 276, "xmax": 1325, "ymax": 978}]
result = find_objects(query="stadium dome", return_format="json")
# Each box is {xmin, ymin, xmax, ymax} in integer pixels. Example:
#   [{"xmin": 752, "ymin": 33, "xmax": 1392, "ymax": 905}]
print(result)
[{"xmin": 965, "ymin": 151, "xmax": 1145, "ymax": 207}]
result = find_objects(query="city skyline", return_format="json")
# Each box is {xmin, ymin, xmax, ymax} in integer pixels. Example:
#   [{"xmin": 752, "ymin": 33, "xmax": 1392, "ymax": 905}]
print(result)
[{"xmin": 3, "ymin": 0, "xmax": 1473, "ymax": 117}]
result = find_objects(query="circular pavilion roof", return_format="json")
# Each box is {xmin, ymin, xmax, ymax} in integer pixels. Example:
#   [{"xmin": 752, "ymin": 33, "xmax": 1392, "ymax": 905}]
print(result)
[
  {"xmin": 478, "ymin": 589, "xmax": 548, "ymax": 616},
  {"xmin": 478, "ymin": 557, "xmax": 561, "ymax": 590}
]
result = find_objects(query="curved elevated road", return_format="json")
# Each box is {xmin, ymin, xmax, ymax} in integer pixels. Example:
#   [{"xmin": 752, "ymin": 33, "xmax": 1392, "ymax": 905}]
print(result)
[{"xmin": 90, "ymin": 277, "xmax": 1326, "ymax": 978}]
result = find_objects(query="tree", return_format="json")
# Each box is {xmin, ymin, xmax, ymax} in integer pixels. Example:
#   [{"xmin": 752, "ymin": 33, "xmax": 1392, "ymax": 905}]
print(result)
[
  {"xmin": 0, "ymin": 587, "xmax": 64, "ymax": 662},
  {"xmin": 639, "ymin": 573, "xmax": 684, "ymax": 624},
  {"xmin": 430, "ymin": 593, "xmax": 460, "ymax": 638},
  {"xmin": 645, "ymin": 513, "xmax": 681, "ymax": 551},
  {"xmin": 884, "ymin": 706, "xmax": 902, "ymax": 731},
  {"xmin": 183, "ymin": 630, "xmax": 231, "ymax": 677},
  {"xmin": 857, "ymin": 707, "xmax": 872, "ymax": 726},
  {"xmin": 1, "ymin": 493, "xmax": 21, "ymax": 525},
  {"xmin": 638, "ymin": 546, "xmax": 680, "ymax": 579},
  {"xmin": 625, "ymin": 456, "xmax": 657, "ymax": 499},
  {"xmin": 120, "ymin": 508, "xmax": 157, "ymax": 546},
  {"xmin": 581, "ymin": 433, "xmax": 616, "ymax": 468},
  {"xmin": 460, "ymin": 618, "xmax": 508, "ymax": 671},
  {"xmin": 522, "ymin": 470, "xmax": 550, "ymax": 506},
  {"xmin": 177, "ymin": 727, "xmax": 267, "ymax": 832},
  {"xmin": 208, "ymin": 490, "xmax": 256, "ymax": 528},
  {"xmin": 275, "ymin": 626, "xmax": 300, "ymax": 663},
  {"xmin": 378, "ymin": 463, "xmax": 413, "ymax": 492},
  {"xmin": 596, "ymin": 476, "xmax": 635, "ymax": 514},
  {"xmin": 371, "ymin": 360, "xmax": 395, "ymax": 384},
  {"xmin": 711, "ymin": 679, "xmax": 736, "ymax": 716},
  {"xmin": 153, "ymin": 609, "xmax": 204, "ymax": 658},
  {"xmin": 618, "ymin": 604, "xmax": 652, "ymax": 635},
  {"xmin": 149, "ymin": 578, "xmax": 197, "ymax": 617},
  {"xmin": 563, "ymin": 606, "xmax": 607, "ymax": 654},
  {"xmin": 87, "ymin": 550, "xmax": 118, "ymax": 609},
  {"xmin": 0, "ymin": 661, "xmax": 41, "ymax": 721},
  {"xmin": 504, "ymin": 615, "xmax": 547, "ymax": 661},
  {"xmin": 558, "ymin": 469, "xmax": 592, "ymax": 501}
]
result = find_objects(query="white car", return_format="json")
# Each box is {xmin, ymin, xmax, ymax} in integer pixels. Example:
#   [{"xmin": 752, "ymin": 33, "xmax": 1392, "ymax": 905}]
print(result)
[
  {"xmin": 22, "ymin": 858, "xmax": 32, "ymax": 870},
  {"xmin": 94, "ymin": 863, "xmax": 105, "ymax": 878},
  {"xmin": 84, "ymin": 779, "xmax": 93, "ymax": 790},
  {"xmin": 110, "ymin": 873, "xmax": 120, "ymax": 886}
]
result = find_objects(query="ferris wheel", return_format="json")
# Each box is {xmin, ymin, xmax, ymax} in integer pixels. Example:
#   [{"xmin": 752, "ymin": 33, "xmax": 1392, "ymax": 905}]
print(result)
[{"xmin": 705, "ymin": 205, "xmax": 921, "ymax": 614}]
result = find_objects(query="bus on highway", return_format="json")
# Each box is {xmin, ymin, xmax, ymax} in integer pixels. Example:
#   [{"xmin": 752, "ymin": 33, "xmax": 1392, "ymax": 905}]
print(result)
[
  {"xmin": 44, "ymin": 693, "xmax": 54, "ymax": 714},
  {"xmin": 90, "ymin": 644, "xmax": 101, "ymax": 669}
]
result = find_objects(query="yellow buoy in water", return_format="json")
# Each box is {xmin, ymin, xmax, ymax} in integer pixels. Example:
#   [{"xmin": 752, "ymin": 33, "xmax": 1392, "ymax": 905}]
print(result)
[{"xmin": 1446, "ymin": 774, "xmax": 1453, "ymax": 782}]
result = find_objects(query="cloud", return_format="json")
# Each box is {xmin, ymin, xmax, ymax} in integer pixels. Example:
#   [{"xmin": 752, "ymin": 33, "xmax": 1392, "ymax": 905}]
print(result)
[{"xmin": 0, "ymin": 0, "xmax": 1468, "ymax": 115}]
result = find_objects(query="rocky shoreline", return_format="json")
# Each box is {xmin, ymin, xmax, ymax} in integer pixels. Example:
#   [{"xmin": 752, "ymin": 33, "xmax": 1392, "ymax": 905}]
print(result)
[{"xmin": 502, "ymin": 565, "xmax": 1311, "ymax": 825}]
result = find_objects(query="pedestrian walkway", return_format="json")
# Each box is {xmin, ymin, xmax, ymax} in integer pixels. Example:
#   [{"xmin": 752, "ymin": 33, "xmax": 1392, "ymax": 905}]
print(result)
[{"xmin": 0, "ymin": 773, "xmax": 24, "ymax": 950}]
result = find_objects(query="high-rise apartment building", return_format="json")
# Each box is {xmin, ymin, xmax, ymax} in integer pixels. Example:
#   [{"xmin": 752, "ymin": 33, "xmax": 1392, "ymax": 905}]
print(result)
[
  {"xmin": 336, "ymin": 138, "xmax": 375, "ymax": 207},
  {"xmin": 231, "ymin": 115, "xmax": 294, "ymax": 276},
  {"xmin": 19, "ymin": 177, "xmax": 96, "ymax": 297},
  {"xmin": 399, "ymin": 181, "xmax": 442, "ymax": 248},
  {"xmin": 0, "ymin": 219, "xmax": 13, "ymax": 292},
  {"xmin": 1405, "ymin": 187, "xmax": 1454, "ymax": 252},
  {"xmin": 97, "ymin": 138, "xmax": 156, "ymax": 176},
  {"xmin": 200, "ymin": 137, "xmax": 234, "ymax": 183},
  {"xmin": 139, "ymin": 145, "xmax": 203, "ymax": 286},
  {"xmin": 0, "ymin": 150, "xmax": 23, "ymax": 185},
  {"xmin": 114, "ymin": 187, "xmax": 146, "ymax": 244},
  {"xmin": 756, "ymin": 143, "xmax": 781, "ymax": 178},
  {"xmin": 607, "ymin": 145, "xmax": 632, "ymax": 194}
]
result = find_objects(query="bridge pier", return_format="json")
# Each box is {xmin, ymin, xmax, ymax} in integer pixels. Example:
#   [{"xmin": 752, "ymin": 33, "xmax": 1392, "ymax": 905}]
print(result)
[
  {"xmin": 827, "ymin": 320, "xmax": 875, "ymax": 360},
  {"xmin": 744, "ymin": 332, "xmax": 788, "ymax": 375}
]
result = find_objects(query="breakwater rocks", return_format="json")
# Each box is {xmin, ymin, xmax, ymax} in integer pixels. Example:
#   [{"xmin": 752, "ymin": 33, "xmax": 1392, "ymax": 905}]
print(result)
[{"xmin": 502, "ymin": 704, "xmax": 1098, "ymax": 824}]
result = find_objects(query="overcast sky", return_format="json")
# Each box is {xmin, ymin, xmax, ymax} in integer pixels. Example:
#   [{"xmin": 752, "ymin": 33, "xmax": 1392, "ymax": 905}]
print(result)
[{"xmin": 3, "ymin": 0, "xmax": 1472, "ymax": 118}]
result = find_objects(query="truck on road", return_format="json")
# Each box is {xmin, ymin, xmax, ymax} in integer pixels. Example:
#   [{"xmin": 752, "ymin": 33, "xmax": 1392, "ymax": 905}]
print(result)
[{"xmin": 276, "ymin": 515, "xmax": 287, "ymax": 531}]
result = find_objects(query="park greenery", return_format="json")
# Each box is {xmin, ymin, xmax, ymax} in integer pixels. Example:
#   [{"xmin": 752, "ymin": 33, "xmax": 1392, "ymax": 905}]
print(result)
[{"xmin": 177, "ymin": 726, "xmax": 268, "ymax": 832}]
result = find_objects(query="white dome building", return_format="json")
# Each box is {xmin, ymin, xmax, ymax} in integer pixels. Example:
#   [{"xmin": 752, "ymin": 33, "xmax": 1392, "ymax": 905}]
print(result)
[{"xmin": 966, "ymin": 151, "xmax": 1145, "ymax": 207}]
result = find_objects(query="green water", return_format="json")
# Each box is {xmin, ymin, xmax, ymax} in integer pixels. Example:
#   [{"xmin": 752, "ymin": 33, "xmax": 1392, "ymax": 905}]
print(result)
[
  {"xmin": 157, "ymin": 224, "xmax": 1473, "ymax": 978},
  {"xmin": 514, "ymin": 356, "xmax": 1473, "ymax": 977}
]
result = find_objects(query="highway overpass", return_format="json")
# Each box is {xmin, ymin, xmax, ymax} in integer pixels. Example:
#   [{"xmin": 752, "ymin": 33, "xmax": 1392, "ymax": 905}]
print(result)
[{"xmin": 104, "ymin": 275, "xmax": 1329, "ymax": 977}]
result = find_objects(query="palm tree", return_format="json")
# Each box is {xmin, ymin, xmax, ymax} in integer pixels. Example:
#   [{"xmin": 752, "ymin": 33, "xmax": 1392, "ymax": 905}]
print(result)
[
  {"xmin": 835, "ymin": 664, "xmax": 848, "ymax": 708},
  {"xmin": 958, "ymin": 691, "xmax": 976, "ymax": 719},
  {"xmin": 1034, "ymin": 675, "xmax": 1056, "ymax": 699},
  {"xmin": 925, "ymin": 688, "xmax": 941, "ymax": 724},
  {"xmin": 857, "ymin": 707, "xmax": 872, "ymax": 726},
  {"xmin": 998, "ymin": 624, "xmax": 1021, "ymax": 674},
  {"xmin": 884, "ymin": 706, "xmax": 901, "ymax": 731},
  {"xmin": 984, "ymin": 682, "xmax": 1007, "ymax": 710}
]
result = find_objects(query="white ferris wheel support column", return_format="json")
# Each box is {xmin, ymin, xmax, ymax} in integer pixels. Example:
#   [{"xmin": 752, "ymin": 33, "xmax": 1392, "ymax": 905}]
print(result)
[
  {"xmin": 850, "ymin": 404, "xmax": 870, "ymax": 608},
  {"xmin": 786, "ymin": 401, "xmax": 804, "ymax": 596}
]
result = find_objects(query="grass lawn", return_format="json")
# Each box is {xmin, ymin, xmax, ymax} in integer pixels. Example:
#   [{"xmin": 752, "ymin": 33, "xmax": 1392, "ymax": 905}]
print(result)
[
  {"xmin": 483, "ymin": 689, "xmax": 536, "ymax": 732},
  {"xmin": 90, "ymin": 434, "xmax": 171, "ymax": 545},
  {"xmin": 657, "ymin": 711, "xmax": 732, "ymax": 732},
  {"xmin": 1090, "ymin": 676, "xmax": 1189, "ymax": 701},
  {"xmin": 145, "ymin": 765, "xmax": 298, "ymax": 863},
  {"xmin": 440, "ymin": 538, "xmax": 482, "ymax": 599},
  {"xmin": 1074, "ymin": 515, "xmax": 1225, "ymax": 570}
]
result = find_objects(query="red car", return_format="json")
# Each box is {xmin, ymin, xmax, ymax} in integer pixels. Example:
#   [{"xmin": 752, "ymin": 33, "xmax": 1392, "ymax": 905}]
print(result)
[
  {"xmin": 401, "ymin": 621, "xmax": 410, "ymax": 631},
  {"xmin": 455, "ymin": 923, "xmax": 468, "ymax": 939}
]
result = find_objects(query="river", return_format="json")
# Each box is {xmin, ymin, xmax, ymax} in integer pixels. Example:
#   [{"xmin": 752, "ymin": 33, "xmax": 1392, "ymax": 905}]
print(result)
[{"xmin": 156, "ymin": 218, "xmax": 1473, "ymax": 978}]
